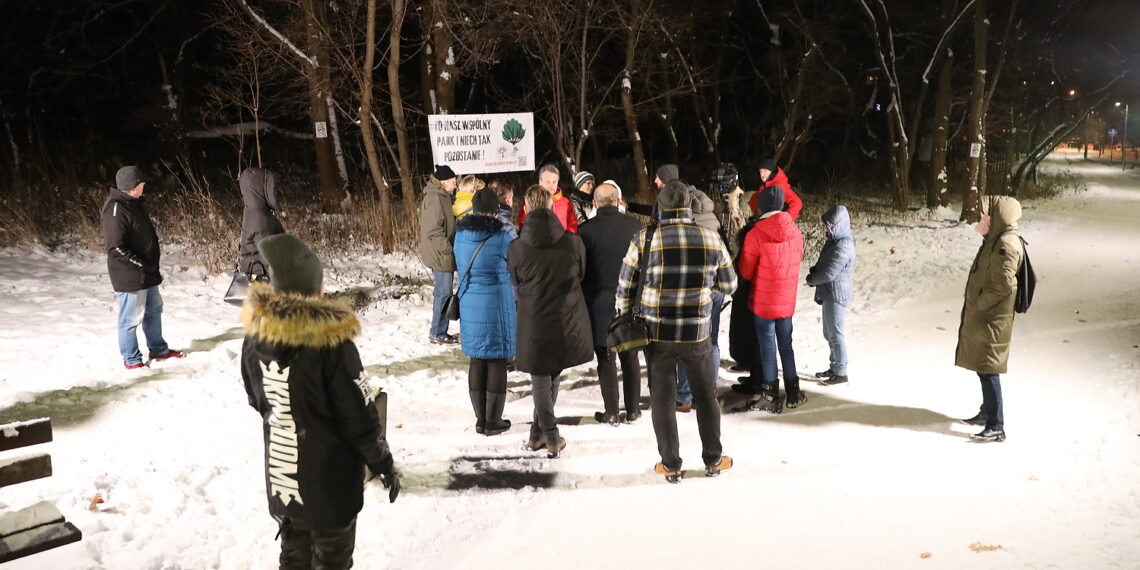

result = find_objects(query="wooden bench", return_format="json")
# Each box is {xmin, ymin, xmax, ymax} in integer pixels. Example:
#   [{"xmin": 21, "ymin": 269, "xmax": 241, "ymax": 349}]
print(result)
[{"xmin": 0, "ymin": 418, "xmax": 82, "ymax": 563}]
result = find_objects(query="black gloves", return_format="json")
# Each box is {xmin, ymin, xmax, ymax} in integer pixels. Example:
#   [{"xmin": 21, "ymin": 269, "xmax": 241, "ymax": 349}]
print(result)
[{"xmin": 380, "ymin": 468, "xmax": 401, "ymax": 503}]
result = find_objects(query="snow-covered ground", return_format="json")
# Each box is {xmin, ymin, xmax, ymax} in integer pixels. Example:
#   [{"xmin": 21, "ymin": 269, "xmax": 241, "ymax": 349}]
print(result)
[{"xmin": 1, "ymin": 154, "xmax": 1137, "ymax": 569}]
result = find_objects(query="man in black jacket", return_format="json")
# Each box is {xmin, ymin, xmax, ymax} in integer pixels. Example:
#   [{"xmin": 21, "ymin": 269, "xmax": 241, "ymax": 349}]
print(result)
[
  {"xmin": 241, "ymin": 234, "xmax": 400, "ymax": 568},
  {"xmin": 100, "ymin": 165, "xmax": 183, "ymax": 369},
  {"xmin": 578, "ymin": 183, "xmax": 644, "ymax": 425}
]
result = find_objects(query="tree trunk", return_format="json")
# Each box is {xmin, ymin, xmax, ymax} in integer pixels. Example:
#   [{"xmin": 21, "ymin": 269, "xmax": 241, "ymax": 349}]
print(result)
[
  {"xmin": 960, "ymin": 0, "xmax": 987, "ymax": 222},
  {"xmin": 431, "ymin": 0, "xmax": 456, "ymax": 114},
  {"xmin": 620, "ymin": 14, "xmax": 649, "ymax": 202},
  {"xmin": 926, "ymin": 2, "xmax": 955, "ymax": 207},
  {"xmin": 361, "ymin": 0, "xmax": 393, "ymax": 251},
  {"xmin": 301, "ymin": 0, "xmax": 346, "ymax": 213},
  {"xmin": 419, "ymin": 0, "xmax": 436, "ymax": 114},
  {"xmin": 389, "ymin": 0, "xmax": 417, "ymax": 219}
]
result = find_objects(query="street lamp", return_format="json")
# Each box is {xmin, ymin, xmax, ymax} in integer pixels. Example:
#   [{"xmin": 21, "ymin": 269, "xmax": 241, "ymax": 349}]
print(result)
[{"xmin": 1117, "ymin": 102, "xmax": 1129, "ymax": 171}]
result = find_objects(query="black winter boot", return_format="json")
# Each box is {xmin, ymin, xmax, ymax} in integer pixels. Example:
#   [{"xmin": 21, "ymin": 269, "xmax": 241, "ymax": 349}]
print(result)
[
  {"xmin": 469, "ymin": 390, "xmax": 486, "ymax": 434},
  {"xmin": 959, "ymin": 409, "xmax": 987, "ymax": 426},
  {"xmin": 747, "ymin": 383, "xmax": 784, "ymax": 414},
  {"xmin": 483, "ymin": 391, "xmax": 512, "ymax": 436}
]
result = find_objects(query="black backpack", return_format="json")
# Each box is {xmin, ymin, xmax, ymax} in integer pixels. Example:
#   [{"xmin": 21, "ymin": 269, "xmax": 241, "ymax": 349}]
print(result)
[{"xmin": 1012, "ymin": 235, "xmax": 1036, "ymax": 314}]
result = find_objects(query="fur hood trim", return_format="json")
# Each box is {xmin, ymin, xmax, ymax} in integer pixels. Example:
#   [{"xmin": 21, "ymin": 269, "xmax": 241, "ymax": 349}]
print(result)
[{"xmin": 240, "ymin": 282, "xmax": 360, "ymax": 348}]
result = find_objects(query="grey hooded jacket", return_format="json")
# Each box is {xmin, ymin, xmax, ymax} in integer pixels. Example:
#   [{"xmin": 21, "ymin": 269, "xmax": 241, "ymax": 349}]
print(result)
[{"xmin": 806, "ymin": 205, "xmax": 856, "ymax": 305}]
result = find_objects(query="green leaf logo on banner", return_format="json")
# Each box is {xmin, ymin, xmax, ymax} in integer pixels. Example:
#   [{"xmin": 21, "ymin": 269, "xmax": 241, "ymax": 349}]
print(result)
[{"xmin": 502, "ymin": 119, "xmax": 526, "ymax": 145}]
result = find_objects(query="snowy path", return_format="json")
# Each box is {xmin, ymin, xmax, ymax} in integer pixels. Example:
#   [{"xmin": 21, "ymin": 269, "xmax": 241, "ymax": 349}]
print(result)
[{"xmin": 0, "ymin": 156, "xmax": 1137, "ymax": 569}]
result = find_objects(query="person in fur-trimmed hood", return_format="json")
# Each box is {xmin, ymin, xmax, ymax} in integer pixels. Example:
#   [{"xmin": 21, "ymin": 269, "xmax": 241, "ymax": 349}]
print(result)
[
  {"xmin": 241, "ymin": 234, "xmax": 399, "ymax": 568},
  {"xmin": 455, "ymin": 187, "xmax": 518, "ymax": 436}
]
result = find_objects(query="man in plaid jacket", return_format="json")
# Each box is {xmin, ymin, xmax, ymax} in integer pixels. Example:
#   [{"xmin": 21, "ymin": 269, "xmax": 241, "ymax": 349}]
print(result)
[{"xmin": 615, "ymin": 180, "xmax": 737, "ymax": 482}]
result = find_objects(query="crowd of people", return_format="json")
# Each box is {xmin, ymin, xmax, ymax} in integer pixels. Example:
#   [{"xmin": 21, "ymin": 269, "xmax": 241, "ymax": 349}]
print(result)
[{"xmin": 96, "ymin": 159, "xmax": 1025, "ymax": 567}]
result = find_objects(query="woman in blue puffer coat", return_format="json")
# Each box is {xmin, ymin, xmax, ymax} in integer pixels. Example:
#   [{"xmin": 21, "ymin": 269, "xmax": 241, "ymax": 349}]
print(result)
[
  {"xmin": 805, "ymin": 205, "xmax": 856, "ymax": 385},
  {"xmin": 454, "ymin": 187, "xmax": 518, "ymax": 436}
]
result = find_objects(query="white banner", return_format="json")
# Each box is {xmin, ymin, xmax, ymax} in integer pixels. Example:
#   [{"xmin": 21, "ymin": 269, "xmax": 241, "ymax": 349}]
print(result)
[{"xmin": 428, "ymin": 113, "xmax": 535, "ymax": 175}]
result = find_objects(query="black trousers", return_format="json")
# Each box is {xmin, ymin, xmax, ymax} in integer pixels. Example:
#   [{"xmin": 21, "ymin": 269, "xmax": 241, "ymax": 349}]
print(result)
[
  {"xmin": 595, "ymin": 346, "xmax": 641, "ymax": 415},
  {"xmin": 469, "ymin": 357, "xmax": 508, "ymax": 393},
  {"xmin": 279, "ymin": 518, "xmax": 357, "ymax": 570},
  {"xmin": 646, "ymin": 340, "xmax": 722, "ymax": 471}
]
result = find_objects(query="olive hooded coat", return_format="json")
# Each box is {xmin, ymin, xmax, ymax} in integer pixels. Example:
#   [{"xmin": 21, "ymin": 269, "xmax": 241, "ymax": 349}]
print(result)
[{"xmin": 955, "ymin": 196, "xmax": 1023, "ymax": 374}]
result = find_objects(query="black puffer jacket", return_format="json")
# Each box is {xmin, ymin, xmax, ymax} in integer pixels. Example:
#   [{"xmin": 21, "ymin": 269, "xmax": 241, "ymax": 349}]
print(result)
[
  {"xmin": 578, "ymin": 206, "xmax": 645, "ymax": 346},
  {"xmin": 101, "ymin": 189, "xmax": 162, "ymax": 292},
  {"xmin": 508, "ymin": 209, "xmax": 593, "ymax": 375},
  {"xmin": 238, "ymin": 168, "xmax": 286, "ymax": 279},
  {"xmin": 240, "ymin": 282, "xmax": 395, "ymax": 531}
]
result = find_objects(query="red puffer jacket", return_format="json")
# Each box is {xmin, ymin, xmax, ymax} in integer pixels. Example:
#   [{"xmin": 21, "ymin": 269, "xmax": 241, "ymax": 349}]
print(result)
[
  {"xmin": 739, "ymin": 211, "xmax": 804, "ymax": 319},
  {"xmin": 748, "ymin": 168, "xmax": 803, "ymax": 221},
  {"xmin": 518, "ymin": 190, "xmax": 579, "ymax": 233}
]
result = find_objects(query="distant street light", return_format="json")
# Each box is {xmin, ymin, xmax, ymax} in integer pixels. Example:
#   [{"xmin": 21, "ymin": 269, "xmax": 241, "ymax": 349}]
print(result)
[{"xmin": 1117, "ymin": 102, "xmax": 1129, "ymax": 172}]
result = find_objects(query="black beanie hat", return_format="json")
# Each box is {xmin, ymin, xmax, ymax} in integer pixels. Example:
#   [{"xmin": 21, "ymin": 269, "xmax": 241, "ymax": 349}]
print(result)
[
  {"xmin": 257, "ymin": 234, "xmax": 323, "ymax": 296},
  {"xmin": 755, "ymin": 186, "xmax": 785, "ymax": 214},
  {"xmin": 472, "ymin": 186, "xmax": 499, "ymax": 214},
  {"xmin": 656, "ymin": 164, "xmax": 680, "ymax": 184},
  {"xmin": 433, "ymin": 164, "xmax": 456, "ymax": 181},
  {"xmin": 116, "ymin": 165, "xmax": 147, "ymax": 191},
  {"xmin": 757, "ymin": 158, "xmax": 777, "ymax": 179}
]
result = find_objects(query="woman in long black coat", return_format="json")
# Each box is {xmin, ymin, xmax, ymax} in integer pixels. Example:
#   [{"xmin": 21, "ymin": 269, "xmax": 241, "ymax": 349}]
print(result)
[
  {"xmin": 508, "ymin": 186, "xmax": 593, "ymax": 458},
  {"xmin": 238, "ymin": 167, "xmax": 286, "ymax": 281}
]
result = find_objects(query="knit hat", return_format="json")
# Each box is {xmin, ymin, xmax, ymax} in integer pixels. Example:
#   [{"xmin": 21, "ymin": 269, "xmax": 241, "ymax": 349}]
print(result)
[
  {"xmin": 573, "ymin": 171, "xmax": 595, "ymax": 190},
  {"xmin": 433, "ymin": 164, "xmax": 456, "ymax": 181},
  {"xmin": 257, "ymin": 234, "xmax": 323, "ymax": 296},
  {"xmin": 757, "ymin": 158, "xmax": 777, "ymax": 179},
  {"xmin": 655, "ymin": 164, "xmax": 680, "ymax": 184},
  {"xmin": 658, "ymin": 180, "xmax": 690, "ymax": 210},
  {"xmin": 472, "ymin": 186, "xmax": 499, "ymax": 214},
  {"xmin": 115, "ymin": 165, "xmax": 147, "ymax": 191},
  {"xmin": 755, "ymin": 186, "xmax": 785, "ymax": 214}
]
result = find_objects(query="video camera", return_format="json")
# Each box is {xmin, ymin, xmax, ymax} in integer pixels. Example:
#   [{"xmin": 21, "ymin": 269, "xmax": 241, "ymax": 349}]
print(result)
[{"xmin": 710, "ymin": 163, "xmax": 739, "ymax": 198}]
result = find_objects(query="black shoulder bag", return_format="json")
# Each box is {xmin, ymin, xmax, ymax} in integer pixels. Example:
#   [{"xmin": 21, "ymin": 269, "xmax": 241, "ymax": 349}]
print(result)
[
  {"xmin": 607, "ymin": 224, "xmax": 657, "ymax": 352},
  {"xmin": 441, "ymin": 235, "xmax": 492, "ymax": 321}
]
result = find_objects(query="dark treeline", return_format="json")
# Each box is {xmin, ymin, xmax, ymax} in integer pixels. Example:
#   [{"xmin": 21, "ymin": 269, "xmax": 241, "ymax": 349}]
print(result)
[{"xmin": 1, "ymin": 0, "xmax": 1137, "ymax": 249}]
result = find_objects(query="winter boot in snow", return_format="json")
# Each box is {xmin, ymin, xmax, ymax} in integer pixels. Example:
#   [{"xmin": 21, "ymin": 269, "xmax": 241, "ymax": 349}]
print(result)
[
  {"xmin": 970, "ymin": 428, "xmax": 1006, "ymax": 442},
  {"xmin": 654, "ymin": 462, "xmax": 683, "ymax": 484},
  {"xmin": 747, "ymin": 383, "xmax": 784, "ymax": 414},
  {"xmin": 819, "ymin": 374, "xmax": 848, "ymax": 386},
  {"xmin": 483, "ymin": 391, "xmax": 512, "ymax": 436},
  {"xmin": 469, "ymin": 390, "xmax": 487, "ymax": 434},
  {"xmin": 546, "ymin": 437, "xmax": 567, "ymax": 458},
  {"xmin": 594, "ymin": 411, "xmax": 620, "ymax": 426},
  {"xmin": 525, "ymin": 434, "xmax": 547, "ymax": 451},
  {"xmin": 705, "ymin": 456, "xmax": 734, "ymax": 477},
  {"xmin": 814, "ymin": 369, "xmax": 836, "ymax": 378},
  {"xmin": 785, "ymin": 390, "xmax": 807, "ymax": 409},
  {"xmin": 959, "ymin": 409, "xmax": 987, "ymax": 426}
]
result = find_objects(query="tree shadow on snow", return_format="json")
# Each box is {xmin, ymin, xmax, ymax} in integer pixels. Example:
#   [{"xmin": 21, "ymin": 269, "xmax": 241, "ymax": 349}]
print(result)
[
  {"xmin": 505, "ymin": 370, "xmax": 598, "ymax": 402},
  {"xmin": 445, "ymin": 454, "xmax": 558, "ymax": 491},
  {"xmin": 187, "ymin": 326, "xmax": 245, "ymax": 353},
  {"xmin": 365, "ymin": 348, "xmax": 466, "ymax": 377},
  {"xmin": 0, "ymin": 369, "xmax": 171, "ymax": 428},
  {"xmin": 718, "ymin": 386, "xmax": 961, "ymax": 437}
]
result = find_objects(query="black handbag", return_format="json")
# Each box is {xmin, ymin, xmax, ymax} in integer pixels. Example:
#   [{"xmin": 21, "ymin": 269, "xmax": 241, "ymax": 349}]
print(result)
[
  {"xmin": 440, "ymin": 236, "xmax": 492, "ymax": 321},
  {"xmin": 607, "ymin": 224, "xmax": 657, "ymax": 352}
]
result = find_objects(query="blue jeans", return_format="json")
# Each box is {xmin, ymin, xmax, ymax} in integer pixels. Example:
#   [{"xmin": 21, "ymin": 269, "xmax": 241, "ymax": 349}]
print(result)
[
  {"xmin": 677, "ymin": 292, "xmax": 723, "ymax": 405},
  {"xmin": 754, "ymin": 315, "xmax": 797, "ymax": 387},
  {"xmin": 978, "ymin": 373, "xmax": 1004, "ymax": 430},
  {"xmin": 430, "ymin": 270, "xmax": 454, "ymax": 339},
  {"xmin": 116, "ymin": 287, "xmax": 169, "ymax": 365},
  {"xmin": 821, "ymin": 300, "xmax": 848, "ymax": 376}
]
